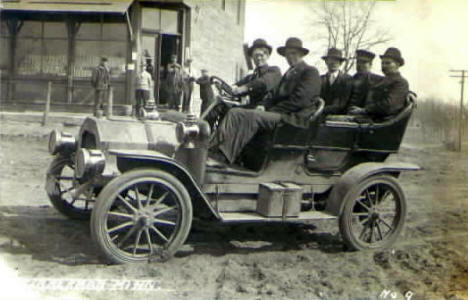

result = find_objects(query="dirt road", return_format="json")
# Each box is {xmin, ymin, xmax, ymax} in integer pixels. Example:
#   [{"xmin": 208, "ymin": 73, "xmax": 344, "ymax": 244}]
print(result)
[{"xmin": 0, "ymin": 125, "xmax": 467, "ymax": 300}]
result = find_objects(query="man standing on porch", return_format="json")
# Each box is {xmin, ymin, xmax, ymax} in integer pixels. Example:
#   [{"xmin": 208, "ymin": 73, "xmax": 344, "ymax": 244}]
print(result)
[{"xmin": 91, "ymin": 57, "xmax": 110, "ymax": 117}]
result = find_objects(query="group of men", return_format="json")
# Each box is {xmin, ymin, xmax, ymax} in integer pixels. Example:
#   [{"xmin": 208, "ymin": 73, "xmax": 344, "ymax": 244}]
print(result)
[{"xmin": 209, "ymin": 37, "xmax": 410, "ymax": 166}]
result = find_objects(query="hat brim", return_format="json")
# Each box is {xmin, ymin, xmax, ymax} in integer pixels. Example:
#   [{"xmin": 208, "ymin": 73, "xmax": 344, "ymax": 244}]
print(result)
[
  {"xmin": 277, "ymin": 46, "xmax": 309, "ymax": 57},
  {"xmin": 321, "ymin": 55, "xmax": 346, "ymax": 62},
  {"xmin": 380, "ymin": 55, "xmax": 405, "ymax": 66},
  {"xmin": 248, "ymin": 45, "xmax": 272, "ymax": 56}
]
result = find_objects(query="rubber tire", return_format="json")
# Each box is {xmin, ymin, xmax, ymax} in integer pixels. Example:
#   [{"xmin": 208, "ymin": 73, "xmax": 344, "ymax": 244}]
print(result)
[
  {"xmin": 46, "ymin": 156, "xmax": 92, "ymax": 220},
  {"xmin": 90, "ymin": 169, "xmax": 193, "ymax": 264},
  {"xmin": 339, "ymin": 175, "xmax": 407, "ymax": 251}
]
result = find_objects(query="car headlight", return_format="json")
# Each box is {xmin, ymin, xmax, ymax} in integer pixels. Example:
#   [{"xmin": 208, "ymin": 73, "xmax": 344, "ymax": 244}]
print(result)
[
  {"xmin": 48, "ymin": 130, "xmax": 77, "ymax": 155},
  {"xmin": 75, "ymin": 148, "xmax": 105, "ymax": 179}
]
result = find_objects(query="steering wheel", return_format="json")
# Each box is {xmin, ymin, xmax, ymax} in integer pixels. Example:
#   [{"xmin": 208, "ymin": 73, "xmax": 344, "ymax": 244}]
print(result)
[{"xmin": 210, "ymin": 76, "xmax": 243, "ymax": 106}]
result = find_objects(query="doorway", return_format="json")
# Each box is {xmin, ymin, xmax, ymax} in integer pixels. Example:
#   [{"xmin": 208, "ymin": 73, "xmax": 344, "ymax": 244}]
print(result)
[{"xmin": 141, "ymin": 33, "xmax": 181, "ymax": 105}]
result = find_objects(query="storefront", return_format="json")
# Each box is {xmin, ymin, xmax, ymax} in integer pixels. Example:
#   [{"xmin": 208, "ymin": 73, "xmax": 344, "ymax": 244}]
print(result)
[{"xmin": 0, "ymin": 0, "xmax": 246, "ymax": 112}]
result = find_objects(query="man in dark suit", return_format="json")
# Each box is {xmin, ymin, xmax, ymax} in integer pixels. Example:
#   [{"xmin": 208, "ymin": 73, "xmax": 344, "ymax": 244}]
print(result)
[
  {"xmin": 211, "ymin": 37, "xmax": 321, "ymax": 165},
  {"xmin": 349, "ymin": 47, "xmax": 409, "ymax": 119},
  {"xmin": 320, "ymin": 48, "xmax": 352, "ymax": 115},
  {"xmin": 347, "ymin": 49, "xmax": 383, "ymax": 113}
]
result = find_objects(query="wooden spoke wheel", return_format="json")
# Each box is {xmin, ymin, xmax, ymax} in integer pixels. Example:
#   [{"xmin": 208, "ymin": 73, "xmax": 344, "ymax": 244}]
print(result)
[
  {"xmin": 339, "ymin": 175, "xmax": 407, "ymax": 250},
  {"xmin": 90, "ymin": 169, "xmax": 192, "ymax": 264},
  {"xmin": 46, "ymin": 156, "xmax": 94, "ymax": 220}
]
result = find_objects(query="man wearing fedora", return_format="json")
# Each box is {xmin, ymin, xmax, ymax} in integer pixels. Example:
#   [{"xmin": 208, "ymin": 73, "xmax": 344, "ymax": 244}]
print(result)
[
  {"xmin": 349, "ymin": 47, "xmax": 409, "ymax": 119},
  {"xmin": 232, "ymin": 38, "xmax": 282, "ymax": 107},
  {"xmin": 347, "ymin": 49, "xmax": 383, "ymax": 113},
  {"xmin": 320, "ymin": 48, "xmax": 352, "ymax": 115},
  {"xmin": 205, "ymin": 38, "xmax": 281, "ymax": 128},
  {"xmin": 211, "ymin": 37, "xmax": 321, "ymax": 166}
]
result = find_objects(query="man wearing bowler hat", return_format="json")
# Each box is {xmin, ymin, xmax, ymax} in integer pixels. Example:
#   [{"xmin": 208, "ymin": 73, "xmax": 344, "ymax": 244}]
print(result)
[
  {"xmin": 320, "ymin": 48, "xmax": 352, "ymax": 115},
  {"xmin": 350, "ymin": 47, "xmax": 409, "ymax": 119},
  {"xmin": 347, "ymin": 49, "xmax": 383, "ymax": 113},
  {"xmin": 210, "ymin": 37, "xmax": 321, "ymax": 166}
]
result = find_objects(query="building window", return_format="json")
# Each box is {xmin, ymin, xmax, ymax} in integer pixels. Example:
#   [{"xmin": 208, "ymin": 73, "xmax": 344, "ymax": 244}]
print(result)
[
  {"xmin": 0, "ymin": 20, "xmax": 10, "ymax": 72},
  {"xmin": 142, "ymin": 8, "xmax": 181, "ymax": 35},
  {"xmin": 15, "ymin": 21, "xmax": 68, "ymax": 76}
]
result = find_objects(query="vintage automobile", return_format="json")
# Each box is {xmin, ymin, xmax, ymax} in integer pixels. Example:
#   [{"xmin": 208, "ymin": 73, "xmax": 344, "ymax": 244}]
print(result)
[{"xmin": 46, "ymin": 76, "xmax": 418, "ymax": 264}]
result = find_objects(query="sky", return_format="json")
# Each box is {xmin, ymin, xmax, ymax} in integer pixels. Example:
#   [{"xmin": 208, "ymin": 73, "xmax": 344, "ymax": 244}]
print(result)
[{"xmin": 245, "ymin": 0, "xmax": 468, "ymax": 103}]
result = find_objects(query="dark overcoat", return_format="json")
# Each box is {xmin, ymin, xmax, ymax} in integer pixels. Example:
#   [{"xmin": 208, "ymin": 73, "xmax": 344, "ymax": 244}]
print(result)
[
  {"xmin": 320, "ymin": 71, "xmax": 352, "ymax": 114},
  {"xmin": 347, "ymin": 72, "xmax": 383, "ymax": 109},
  {"xmin": 263, "ymin": 60, "xmax": 321, "ymax": 128},
  {"xmin": 236, "ymin": 65, "xmax": 282, "ymax": 106},
  {"xmin": 364, "ymin": 72, "xmax": 409, "ymax": 117}
]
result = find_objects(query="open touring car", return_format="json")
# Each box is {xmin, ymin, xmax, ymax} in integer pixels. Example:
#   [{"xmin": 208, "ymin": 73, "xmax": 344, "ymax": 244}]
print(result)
[{"xmin": 46, "ymin": 76, "xmax": 419, "ymax": 264}]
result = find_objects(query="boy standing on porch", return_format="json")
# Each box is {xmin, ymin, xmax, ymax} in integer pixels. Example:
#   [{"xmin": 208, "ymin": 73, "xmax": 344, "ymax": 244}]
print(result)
[{"xmin": 135, "ymin": 62, "xmax": 153, "ymax": 118}]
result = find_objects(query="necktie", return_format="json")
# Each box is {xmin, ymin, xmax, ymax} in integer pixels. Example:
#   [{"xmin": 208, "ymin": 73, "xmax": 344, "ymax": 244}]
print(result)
[{"xmin": 329, "ymin": 72, "xmax": 337, "ymax": 85}]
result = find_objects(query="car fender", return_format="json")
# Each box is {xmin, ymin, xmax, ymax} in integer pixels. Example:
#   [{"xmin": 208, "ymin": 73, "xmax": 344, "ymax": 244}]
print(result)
[
  {"xmin": 325, "ymin": 162, "xmax": 420, "ymax": 216},
  {"xmin": 108, "ymin": 149, "xmax": 220, "ymax": 220}
]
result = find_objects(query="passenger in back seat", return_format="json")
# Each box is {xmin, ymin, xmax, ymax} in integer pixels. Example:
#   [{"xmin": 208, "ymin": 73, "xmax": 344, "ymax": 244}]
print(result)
[
  {"xmin": 347, "ymin": 49, "xmax": 383, "ymax": 114},
  {"xmin": 348, "ymin": 47, "xmax": 409, "ymax": 121},
  {"xmin": 320, "ymin": 48, "xmax": 352, "ymax": 115}
]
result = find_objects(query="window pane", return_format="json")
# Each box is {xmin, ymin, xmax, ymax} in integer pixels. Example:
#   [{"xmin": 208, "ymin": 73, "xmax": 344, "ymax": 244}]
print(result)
[
  {"xmin": 43, "ymin": 39, "xmax": 67, "ymax": 76},
  {"xmin": 44, "ymin": 22, "xmax": 67, "ymax": 38},
  {"xmin": 75, "ymin": 41, "xmax": 101, "ymax": 78},
  {"xmin": 77, "ymin": 23, "xmax": 101, "ymax": 40},
  {"xmin": 105, "ymin": 41, "xmax": 127, "ymax": 79},
  {"xmin": 1, "ymin": 20, "xmax": 10, "ymax": 37},
  {"xmin": 102, "ymin": 23, "xmax": 127, "ymax": 41},
  {"xmin": 161, "ymin": 10, "xmax": 179, "ymax": 34},
  {"xmin": 0, "ymin": 37, "xmax": 9, "ymax": 71},
  {"xmin": 142, "ymin": 8, "xmax": 160, "ymax": 31},
  {"xmin": 75, "ymin": 40, "xmax": 127, "ymax": 79},
  {"xmin": 16, "ymin": 38, "xmax": 42, "ymax": 75},
  {"xmin": 18, "ymin": 21, "xmax": 42, "ymax": 38}
]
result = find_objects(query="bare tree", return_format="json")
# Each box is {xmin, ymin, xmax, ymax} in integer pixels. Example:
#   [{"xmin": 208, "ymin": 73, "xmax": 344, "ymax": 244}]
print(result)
[{"xmin": 310, "ymin": 0, "xmax": 392, "ymax": 73}]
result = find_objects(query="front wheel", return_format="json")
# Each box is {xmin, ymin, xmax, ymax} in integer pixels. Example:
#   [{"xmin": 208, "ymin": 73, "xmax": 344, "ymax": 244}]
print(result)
[
  {"xmin": 46, "ymin": 156, "xmax": 95, "ymax": 220},
  {"xmin": 339, "ymin": 175, "xmax": 407, "ymax": 251},
  {"xmin": 90, "ymin": 169, "xmax": 193, "ymax": 264}
]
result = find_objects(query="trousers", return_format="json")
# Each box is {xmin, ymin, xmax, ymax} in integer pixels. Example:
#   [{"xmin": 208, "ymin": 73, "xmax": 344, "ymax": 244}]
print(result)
[
  {"xmin": 217, "ymin": 108, "xmax": 282, "ymax": 164},
  {"xmin": 94, "ymin": 89, "xmax": 107, "ymax": 116}
]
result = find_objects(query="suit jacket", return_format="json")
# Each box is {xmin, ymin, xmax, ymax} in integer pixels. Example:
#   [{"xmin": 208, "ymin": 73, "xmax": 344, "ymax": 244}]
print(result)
[
  {"xmin": 347, "ymin": 72, "xmax": 383, "ymax": 109},
  {"xmin": 263, "ymin": 60, "xmax": 321, "ymax": 128},
  {"xmin": 365, "ymin": 72, "xmax": 409, "ymax": 117},
  {"xmin": 236, "ymin": 65, "xmax": 282, "ymax": 106},
  {"xmin": 320, "ymin": 71, "xmax": 352, "ymax": 114}
]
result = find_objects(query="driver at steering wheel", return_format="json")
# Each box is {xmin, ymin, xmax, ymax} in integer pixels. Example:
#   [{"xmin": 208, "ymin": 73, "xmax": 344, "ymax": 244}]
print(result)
[
  {"xmin": 232, "ymin": 39, "xmax": 282, "ymax": 107},
  {"xmin": 211, "ymin": 37, "xmax": 321, "ymax": 166},
  {"xmin": 205, "ymin": 39, "xmax": 281, "ymax": 128}
]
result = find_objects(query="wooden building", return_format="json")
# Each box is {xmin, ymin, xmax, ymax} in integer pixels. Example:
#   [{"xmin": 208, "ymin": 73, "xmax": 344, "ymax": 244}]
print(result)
[{"xmin": 0, "ymin": 0, "xmax": 246, "ymax": 111}]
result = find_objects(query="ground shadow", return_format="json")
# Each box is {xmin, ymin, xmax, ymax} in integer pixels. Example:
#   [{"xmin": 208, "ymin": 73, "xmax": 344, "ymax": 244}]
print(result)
[
  {"xmin": 0, "ymin": 206, "xmax": 344, "ymax": 266},
  {"xmin": 0, "ymin": 205, "xmax": 101, "ymax": 266}
]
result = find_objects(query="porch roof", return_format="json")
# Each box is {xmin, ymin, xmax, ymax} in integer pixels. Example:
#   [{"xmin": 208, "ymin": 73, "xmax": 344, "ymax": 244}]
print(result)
[{"xmin": 1, "ymin": 0, "xmax": 134, "ymax": 14}]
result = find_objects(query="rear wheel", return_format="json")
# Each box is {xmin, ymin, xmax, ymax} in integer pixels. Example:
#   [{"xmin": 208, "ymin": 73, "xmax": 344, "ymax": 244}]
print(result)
[
  {"xmin": 339, "ymin": 175, "xmax": 407, "ymax": 250},
  {"xmin": 91, "ymin": 169, "xmax": 192, "ymax": 264},
  {"xmin": 46, "ymin": 156, "xmax": 95, "ymax": 220}
]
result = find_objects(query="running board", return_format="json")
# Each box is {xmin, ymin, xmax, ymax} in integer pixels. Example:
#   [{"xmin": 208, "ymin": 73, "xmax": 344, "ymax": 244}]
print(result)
[{"xmin": 219, "ymin": 211, "xmax": 337, "ymax": 223}]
